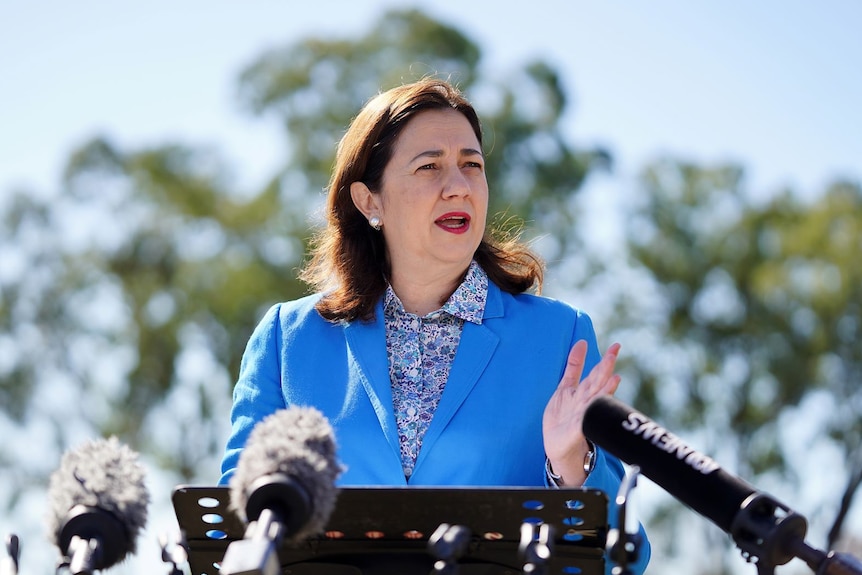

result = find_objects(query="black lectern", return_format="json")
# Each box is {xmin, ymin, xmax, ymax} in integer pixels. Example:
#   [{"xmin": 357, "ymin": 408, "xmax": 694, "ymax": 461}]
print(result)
[{"xmin": 172, "ymin": 486, "xmax": 610, "ymax": 575}]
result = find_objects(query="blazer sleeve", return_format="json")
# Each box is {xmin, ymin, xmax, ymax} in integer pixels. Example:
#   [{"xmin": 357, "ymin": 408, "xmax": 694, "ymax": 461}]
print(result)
[{"xmin": 219, "ymin": 304, "xmax": 287, "ymax": 485}]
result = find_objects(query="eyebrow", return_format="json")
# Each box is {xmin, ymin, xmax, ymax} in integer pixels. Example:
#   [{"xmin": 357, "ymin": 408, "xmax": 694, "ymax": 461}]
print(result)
[{"xmin": 409, "ymin": 148, "xmax": 484, "ymax": 163}]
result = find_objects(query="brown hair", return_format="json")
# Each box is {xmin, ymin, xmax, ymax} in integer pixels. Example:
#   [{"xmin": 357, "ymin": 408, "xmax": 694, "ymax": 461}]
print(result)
[{"xmin": 299, "ymin": 78, "xmax": 544, "ymax": 322}]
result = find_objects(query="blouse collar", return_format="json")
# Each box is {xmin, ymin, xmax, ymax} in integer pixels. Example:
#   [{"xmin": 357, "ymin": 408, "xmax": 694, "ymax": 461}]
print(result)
[{"xmin": 383, "ymin": 261, "xmax": 488, "ymax": 325}]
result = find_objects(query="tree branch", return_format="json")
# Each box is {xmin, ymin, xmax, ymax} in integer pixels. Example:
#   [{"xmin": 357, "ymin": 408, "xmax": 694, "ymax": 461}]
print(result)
[{"xmin": 827, "ymin": 449, "xmax": 862, "ymax": 550}]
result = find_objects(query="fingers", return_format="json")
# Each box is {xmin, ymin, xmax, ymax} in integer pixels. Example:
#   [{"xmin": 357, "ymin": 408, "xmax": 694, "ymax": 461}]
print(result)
[
  {"xmin": 588, "ymin": 342, "xmax": 622, "ymax": 395},
  {"xmin": 592, "ymin": 342, "xmax": 621, "ymax": 383},
  {"xmin": 556, "ymin": 340, "xmax": 588, "ymax": 391},
  {"xmin": 560, "ymin": 340, "xmax": 621, "ymax": 396}
]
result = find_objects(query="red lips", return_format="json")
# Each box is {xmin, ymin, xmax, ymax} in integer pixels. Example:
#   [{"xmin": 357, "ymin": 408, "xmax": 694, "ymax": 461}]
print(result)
[{"xmin": 435, "ymin": 212, "xmax": 471, "ymax": 234}]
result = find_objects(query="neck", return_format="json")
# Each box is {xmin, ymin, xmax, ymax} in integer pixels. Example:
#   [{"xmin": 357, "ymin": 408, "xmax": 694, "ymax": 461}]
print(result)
[{"xmin": 389, "ymin": 264, "xmax": 467, "ymax": 316}]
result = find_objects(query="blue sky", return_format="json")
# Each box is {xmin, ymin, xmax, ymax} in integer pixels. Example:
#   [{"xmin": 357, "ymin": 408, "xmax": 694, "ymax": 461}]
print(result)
[
  {"xmin": 1, "ymin": 1, "xmax": 861, "ymax": 572},
  {"xmin": 2, "ymin": 0, "xmax": 860, "ymax": 201}
]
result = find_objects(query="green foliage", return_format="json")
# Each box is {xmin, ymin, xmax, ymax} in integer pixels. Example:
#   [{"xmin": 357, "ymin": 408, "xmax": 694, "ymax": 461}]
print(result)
[
  {"xmin": 618, "ymin": 158, "xmax": 862, "ymax": 553},
  {"xmin": 1, "ymin": 135, "xmax": 310, "ymax": 482}
]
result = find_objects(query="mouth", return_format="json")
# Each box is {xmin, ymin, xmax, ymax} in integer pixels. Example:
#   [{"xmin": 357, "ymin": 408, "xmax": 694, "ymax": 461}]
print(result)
[{"xmin": 435, "ymin": 213, "xmax": 471, "ymax": 233}]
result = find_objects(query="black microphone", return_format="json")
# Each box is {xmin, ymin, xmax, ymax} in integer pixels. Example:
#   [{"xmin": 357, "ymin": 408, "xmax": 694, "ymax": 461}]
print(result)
[
  {"xmin": 583, "ymin": 395, "xmax": 756, "ymax": 533},
  {"xmin": 46, "ymin": 437, "xmax": 149, "ymax": 575},
  {"xmin": 583, "ymin": 395, "xmax": 862, "ymax": 575},
  {"xmin": 220, "ymin": 406, "xmax": 341, "ymax": 575}
]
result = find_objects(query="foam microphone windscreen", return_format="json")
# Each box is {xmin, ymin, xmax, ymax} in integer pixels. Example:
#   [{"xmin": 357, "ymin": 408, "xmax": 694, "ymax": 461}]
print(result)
[
  {"xmin": 46, "ymin": 436, "xmax": 149, "ymax": 569},
  {"xmin": 229, "ymin": 406, "xmax": 341, "ymax": 544}
]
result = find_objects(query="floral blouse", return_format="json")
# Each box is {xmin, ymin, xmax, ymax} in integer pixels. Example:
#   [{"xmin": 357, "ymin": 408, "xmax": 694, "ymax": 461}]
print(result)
[{"xmin": 383, "ymin": 261, "xmax": 488, "ymax": 479}]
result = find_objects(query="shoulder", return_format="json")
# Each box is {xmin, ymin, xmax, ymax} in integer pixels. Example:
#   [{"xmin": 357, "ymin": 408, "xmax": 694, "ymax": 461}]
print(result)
[
  {"xmin": 486, "ymin": 283, "xmax": 599, "ymax": 350},
  {"xmin": 270, "ymin": 292, "xmax": 326, "ymax": 323},
  {"xmin": 250, "ymin": 293, "xmax": 337, "ymax": 341},
  {"xmin": 495, "ymin": 286, "xmax": 603, "ymax": 366},
  {"xmin": 492, "ymin": 282, "xmax": 593, "ymax": 325},
  {"xmin": 242, "ymin": 293, "xmax": 354, "ymax": 363}
]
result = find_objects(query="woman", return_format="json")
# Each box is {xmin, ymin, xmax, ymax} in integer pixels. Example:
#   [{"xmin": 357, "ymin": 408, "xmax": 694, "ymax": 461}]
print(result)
[{"xmin": 220, "ymin": 78, "xmax": 649, "ymax": 572}]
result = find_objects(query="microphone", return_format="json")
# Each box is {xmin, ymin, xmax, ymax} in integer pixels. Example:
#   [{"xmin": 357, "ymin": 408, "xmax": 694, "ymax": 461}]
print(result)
[
  {"xmin": 583, "ymin": 395, "xmax": 755, "ymax": 533},
  {"xmin": 46, "ymin": 437, "xmax": 149, "ymax": 575},
  {"xmin": 583, "ymin": 395, "xmax": 862, "ymax": 575},
  {"xmin": 221, "ymin": 406, "xmax": 341, "ymax": 575}
]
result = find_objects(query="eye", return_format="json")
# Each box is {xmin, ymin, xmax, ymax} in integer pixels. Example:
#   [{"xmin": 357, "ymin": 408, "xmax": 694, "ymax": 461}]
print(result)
[
  {"xmin": 464, "ymin": 161, "xmax": 484, "ymax": 170},
  {"xmin": 417, "ymin": 163, "xmax": 437, "ymax": 171}
]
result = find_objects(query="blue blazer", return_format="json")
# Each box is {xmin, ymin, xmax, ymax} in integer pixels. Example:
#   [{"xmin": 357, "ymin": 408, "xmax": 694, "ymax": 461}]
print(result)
[{"xmin": 220, "ymin": 281, "xmax": 650, "ymax": 571}]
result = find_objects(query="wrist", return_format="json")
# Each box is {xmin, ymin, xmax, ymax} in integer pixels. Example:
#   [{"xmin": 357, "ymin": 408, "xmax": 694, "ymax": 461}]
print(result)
[{"xmin": 546, "ymin": 439, "xmax": 597, "ymax": 487}]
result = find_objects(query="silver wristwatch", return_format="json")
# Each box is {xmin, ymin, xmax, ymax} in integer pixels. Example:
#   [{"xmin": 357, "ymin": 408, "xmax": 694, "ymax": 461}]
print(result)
[{"xmin": 546, "ymin": 440, "xmax": 597, "ymax": 486}]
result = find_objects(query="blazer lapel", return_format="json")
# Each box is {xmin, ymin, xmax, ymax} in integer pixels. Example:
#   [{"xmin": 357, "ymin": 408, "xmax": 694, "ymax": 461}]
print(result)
[
  {"xmin": 414, "ymin": 283, "xmax": 504, "ymax": 471},
  {"xmin": 343, "ymin": 300, "xmax": 401, "ymax": 458}
]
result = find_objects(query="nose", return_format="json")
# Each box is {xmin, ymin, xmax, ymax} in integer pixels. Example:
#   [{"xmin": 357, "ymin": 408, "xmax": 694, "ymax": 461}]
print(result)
[{"xmin": 441, "ymin": 165, "xmax": 471, "ymax": 198}]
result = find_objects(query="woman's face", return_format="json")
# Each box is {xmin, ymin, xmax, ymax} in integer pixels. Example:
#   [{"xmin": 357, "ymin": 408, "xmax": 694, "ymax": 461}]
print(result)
[{"xmin": 353, "ymin": 108, "xmax": 489, "ymax": 280}]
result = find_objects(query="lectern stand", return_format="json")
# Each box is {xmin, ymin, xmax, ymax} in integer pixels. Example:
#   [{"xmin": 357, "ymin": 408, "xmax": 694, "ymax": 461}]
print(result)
[{"xmin": 172, "ymin": 486, "xmax": 610, "ymax": 575}]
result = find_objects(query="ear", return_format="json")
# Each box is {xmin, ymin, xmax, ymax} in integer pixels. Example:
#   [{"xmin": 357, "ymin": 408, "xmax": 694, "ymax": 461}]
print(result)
[{"xmin": 350, "ymin": 181, "xmax": 381, "ymax": 221}]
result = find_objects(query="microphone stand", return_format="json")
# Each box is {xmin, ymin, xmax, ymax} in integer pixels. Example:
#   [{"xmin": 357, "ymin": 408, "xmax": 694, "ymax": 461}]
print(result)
[
  {"xmin": 730, "ymin": 493, "xmax": 862, "ymax": 575},
  {"xmin": 159, "ymin": 530, "xmax": 189, "ymax": 575},
  {"xmin": 518, "ymin": 522, "xmax": 554, "ymax": 575},
  {"xmin": 219, "ymin": 508, "xmax": 284, "ymax": 575},
  {"xmin": 605, "ymin": 466, "xmax": 645, "ymax": 575},
  {"xmin": 427, "ymin": 523, "xmax": 471, "ymax": 575}
]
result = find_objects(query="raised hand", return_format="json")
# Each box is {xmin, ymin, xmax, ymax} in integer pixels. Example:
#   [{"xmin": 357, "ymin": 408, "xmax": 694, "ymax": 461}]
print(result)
[{"xmin": 542, "ymin": 340, "xmax": 621, "ymax": 486}]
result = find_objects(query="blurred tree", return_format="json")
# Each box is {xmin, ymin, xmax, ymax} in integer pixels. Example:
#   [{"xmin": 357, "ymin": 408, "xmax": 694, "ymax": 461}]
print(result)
[
  {"xmin": 0, "ymin": 8, "xmax": 607, "ymax": 508},
  {"xmin": 237, "ymin": 8, "xmax": 609, "ymax": 254},
  {"xmin": 611, "ymin": 159, "xmax": 862, "ymax": 571}
]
